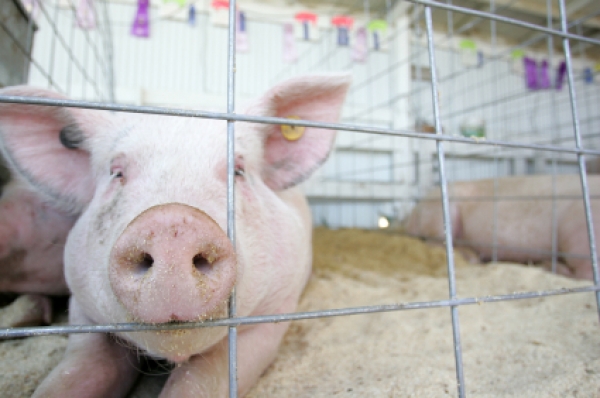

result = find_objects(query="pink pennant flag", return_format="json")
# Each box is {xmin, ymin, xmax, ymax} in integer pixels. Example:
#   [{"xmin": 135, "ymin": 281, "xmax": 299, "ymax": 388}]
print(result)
[
  {"xmin": 131, "ymin": 0, "xmax": 150, "ymax": 38},
  {"xmin": 76, "ymin": 0, "xmax": 96, "ymax": 30},
  {"xmin": 283, "ymin": 23, "xmax": 298, "ymax": 64},
  {"xmin": 352, "ymin": 27, "xmax": 368, "ymax": 62}
]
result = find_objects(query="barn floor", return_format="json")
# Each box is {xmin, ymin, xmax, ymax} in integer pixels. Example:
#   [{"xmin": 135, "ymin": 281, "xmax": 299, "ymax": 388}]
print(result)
[{"xmin": 1, "ymin": 228, "xmax": 599, "ymax": 397}]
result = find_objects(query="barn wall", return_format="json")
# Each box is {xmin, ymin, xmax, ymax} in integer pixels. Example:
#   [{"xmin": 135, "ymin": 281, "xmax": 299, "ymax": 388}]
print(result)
[{"xmin": 25, "ymin": 0, "xmax": 600, "ymax": 228}]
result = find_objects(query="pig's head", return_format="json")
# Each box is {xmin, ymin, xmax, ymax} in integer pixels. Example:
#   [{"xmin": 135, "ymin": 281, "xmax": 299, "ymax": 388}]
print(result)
[{"xmin": 0, "ymin": 74, "xmax": 350, "ymax": 361}]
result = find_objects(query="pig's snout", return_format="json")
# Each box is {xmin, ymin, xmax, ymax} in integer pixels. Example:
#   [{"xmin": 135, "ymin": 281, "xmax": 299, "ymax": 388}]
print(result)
[{"xmin": 109, "ymin": 204, "xmax": 236, "ymax": 324}]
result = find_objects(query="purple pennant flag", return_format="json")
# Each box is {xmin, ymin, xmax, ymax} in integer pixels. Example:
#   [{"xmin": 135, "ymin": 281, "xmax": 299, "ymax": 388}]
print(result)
[
  {"xmin": 282, "ymin": 23, "xmax": 298, "ymax": 64},
  {"xmin": 555, "ymin": 61, "xmax": 567, "ymax": 90},
  {"xmin": 76, "ymin": 0, "xmax": 96, "ymax": 30},
  {"xmin": 131, "ymin": 0, "xmax": 150, "ymax": 38},
  {"xmin": 524, "ymin": 57, "xmax": 538, "ymax": 90},
  {"xmin": 236, "ymin": 10, "xmax": 249, "ymax": 53},
  {"xmin": 538, "ymin": 60, "xmax": 550, "ymax": 89},
  {"xmin": 352, "ymin": 27, "xmax": 368, "ymax": 63}
]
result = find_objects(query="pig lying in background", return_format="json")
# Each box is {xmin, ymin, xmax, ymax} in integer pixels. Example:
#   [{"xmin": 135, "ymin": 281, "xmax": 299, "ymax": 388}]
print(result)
[
  {"xmin": 0, "ymin": 158, "xmax": 74, "ymax": 296},
  {"xmin": 0, "ymin": 74, "xmax": 350, "ymax": 397},
  {"xmin": 0, "ymin": 140, "xmax": 76, "ymax": 325},
  {"xmin": 404, "ymin": 175, "xmax": 600, "ymax": 280}
]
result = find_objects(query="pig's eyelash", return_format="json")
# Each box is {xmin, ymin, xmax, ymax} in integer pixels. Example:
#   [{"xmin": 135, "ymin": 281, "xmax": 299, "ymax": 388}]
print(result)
[{"xmin": 234, "ymin": 166, "xmax": 245, "ymax": 177}]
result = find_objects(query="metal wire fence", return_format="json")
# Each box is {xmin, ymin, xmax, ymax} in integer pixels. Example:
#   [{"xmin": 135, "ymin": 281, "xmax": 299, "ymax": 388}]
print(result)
[{"xmin": 0, "ymin": 0, "xmax": 599, "ymax": 397}]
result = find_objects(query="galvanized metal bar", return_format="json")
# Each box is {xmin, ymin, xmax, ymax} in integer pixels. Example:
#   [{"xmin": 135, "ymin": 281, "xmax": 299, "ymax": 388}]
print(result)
[
  {"xmin": 2, "ymin": 95, "xmax": 600, "ymax": 157},
  {"xmin": 101, "ymin": 0, "xmax": 116, "ymax": 102},
  {"xmin": 547, "ymin": 0, "xmax": 559, "ymax": 274},
  {"xmin": 65, "ymin": 3, "xmax": 76, "ymax": 96},
  {"xmin": 490, "ymin": 0, "xmax": 499, "ymax": 263},
  {"xmin": 557, "ymin": 0, "xmax": 600, "ymax": 318},
  {"xmin": 46, "ymin": 0, "xmax": 58, "ymax": 88},
  {"xmin": 425, "ymin": 6, "xmax": 466, "ymax": 397},
  {"xmin": 22, "ymin": 0, "xmax": 36, "ymax": 81},
  {"xmin": 226, "ymin": 0, "xmax": 238, "ymax": 396},
  {"xmin": 2, "ymin": 284, "xmax": 597, "ymax": 338}
]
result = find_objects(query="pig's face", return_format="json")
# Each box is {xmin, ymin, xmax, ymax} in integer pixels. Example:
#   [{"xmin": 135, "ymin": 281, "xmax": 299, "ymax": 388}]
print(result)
[
  {"xmin": 65, "ymin": 116, "xmax": 237, "ymax": 360},
  {"xmin": 0, "ymin": 74, "xmax": 350, "ymax": 362}
]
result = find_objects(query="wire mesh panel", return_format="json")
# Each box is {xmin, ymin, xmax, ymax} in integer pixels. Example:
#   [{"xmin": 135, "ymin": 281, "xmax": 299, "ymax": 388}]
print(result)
[
  {"xmin": 6, "ymin": 0, "xmax": 115, "ymax": 100},
  {"xmin": 0, "ymin": 0, "xmax": 599, "ymax": 397}
]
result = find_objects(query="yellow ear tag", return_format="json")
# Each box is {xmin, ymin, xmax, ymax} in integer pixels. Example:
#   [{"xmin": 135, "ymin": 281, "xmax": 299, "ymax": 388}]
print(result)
[{"xmin": 281, "ymin": 116, "xmax": 305, "ymax": 141}]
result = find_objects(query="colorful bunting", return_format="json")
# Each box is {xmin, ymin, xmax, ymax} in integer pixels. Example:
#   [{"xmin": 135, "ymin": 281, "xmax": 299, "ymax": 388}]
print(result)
[
  {"xmin": 367, "ymin": 20, "xmax": 387, "ymax": 51},
  {"xmin": 510, "ymin": 49, "xmax": 525, "ymax": 75},
  {"xmin": 210, "ymin": 0, "xmax": 229, "ymax": 26},
  {"xmin": 459, "ymin": 39, "xmax": 478, "ymax": 67},
  {"xmin": 165, "ymin": 0, "xmax": 185, "ymax": 6},
  {"xmin": 295, "ymin": 12, "xmax": 317, "ymax": 41},
  {"xmin": 283, "ymin": 23, "xmax": 298, "ymax": 63},
  {"xmin": 584, "ymin": 68, "xmax": 594, "ymax": 84},
  {"xmin": 332, "ymin": 16, "xmax": 353, "ymax": 47},
  {"xmin": 131, "ymin": 0, "xmax": 150, "ymax": 38},
  {"xmin": 76, "ymin": 0, "xmax": 96, "ymax": 30},
  {"xmin": 524, "ymin": 57, "xmax": 538, "ymax": 89},
  {"xmin": 211, "ymin": 0, "xmax": 228, "ymax": 9},
  {"xmin": 538, "ymin": 60, "xmax": 550, "ymax": 89},
  {"xmin": 352, "ymin": 27, "xmax": 368, "ymax": 62},
  {"xmin": 555, "ymin": 61, "xmax": 566, "ymax": 90}
]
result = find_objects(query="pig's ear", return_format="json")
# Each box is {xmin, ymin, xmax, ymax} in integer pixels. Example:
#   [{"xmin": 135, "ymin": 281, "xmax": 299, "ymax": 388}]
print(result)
[
  {"xmin": 0, "ymin": 86, "xmax": 104, "ymax": 213},
  {"xmin": 254, "ymin": 74, "xmax": 351, "ymax": 190}
]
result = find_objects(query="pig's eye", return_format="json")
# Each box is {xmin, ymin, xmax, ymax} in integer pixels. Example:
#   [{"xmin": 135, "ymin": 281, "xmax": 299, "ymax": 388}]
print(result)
[
  {"xmin": 234, "ymin": 166, "xmax": 245, "ymax": 177},
  {"xmin": 110, "ymin": 168, "xmax": 124, "ymax": 179}
]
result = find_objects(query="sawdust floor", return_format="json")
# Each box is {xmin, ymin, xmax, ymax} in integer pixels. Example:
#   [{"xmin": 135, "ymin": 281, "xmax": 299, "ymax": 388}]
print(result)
[{"xmin": 1, "ymin": 228, "xmax": 599, "ymax": 397}]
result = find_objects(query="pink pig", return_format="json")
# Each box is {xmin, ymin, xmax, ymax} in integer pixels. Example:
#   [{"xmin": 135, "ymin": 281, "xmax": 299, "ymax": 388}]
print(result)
[
  {"xmin": 404, "ymin": 175, "xmax": 600, "ymax": 280},
  {"xmin": 0, "ymin": 102, "xmax": 79, "ymax": 325},
  {"xmin": 0, "ymin": 174, "xmax": 74, "ymax": 295},
  {"xmin": 0, "ymin": 74, "xmax": 350, "ymax": 397}
]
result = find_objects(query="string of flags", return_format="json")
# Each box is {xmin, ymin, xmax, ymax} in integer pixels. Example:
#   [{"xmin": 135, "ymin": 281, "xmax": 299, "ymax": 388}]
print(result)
[
  {"xmin": 120, "ymin": 1, "xmax": 600, "ymax": 86},
  {"xmin": 124, "ymin": 1, "xmax": 390, "ymax": 63},
  {"xmin": 512, "ymin": 48, "xmax": 598, "ymax": 88}
]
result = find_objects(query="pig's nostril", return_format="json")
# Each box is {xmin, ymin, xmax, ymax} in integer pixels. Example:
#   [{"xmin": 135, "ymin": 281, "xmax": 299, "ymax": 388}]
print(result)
[
  {"xmin": 137, "ymin": 252, "xmax": 154, "ymax": 273},
  {"xmin": 193, "ymin": 253, "xmax": 211, "ymax": 274}
]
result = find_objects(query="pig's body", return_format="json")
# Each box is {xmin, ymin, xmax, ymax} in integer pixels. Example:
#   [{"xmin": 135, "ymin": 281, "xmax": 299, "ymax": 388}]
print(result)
[
  {"xmin": 0, "ymin": 178, "xmax": 73, "ymax": 294},
  {"xmin": 404, "ymin": 175, "xmax": 600, "ymax": 279},
  {"xmin": 0, "ymin": 75, "xmax": 350, "ymax": 397}
]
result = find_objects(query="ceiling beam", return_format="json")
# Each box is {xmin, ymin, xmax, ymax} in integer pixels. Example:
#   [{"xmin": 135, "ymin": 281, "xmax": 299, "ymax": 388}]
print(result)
[
  {"xmin": 464, "ymin": 0, "xmax": 600, "ymax": 29},
  {"xmin": 567, "ymin": 0, "xmax": 592, "ymax": 16}
]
